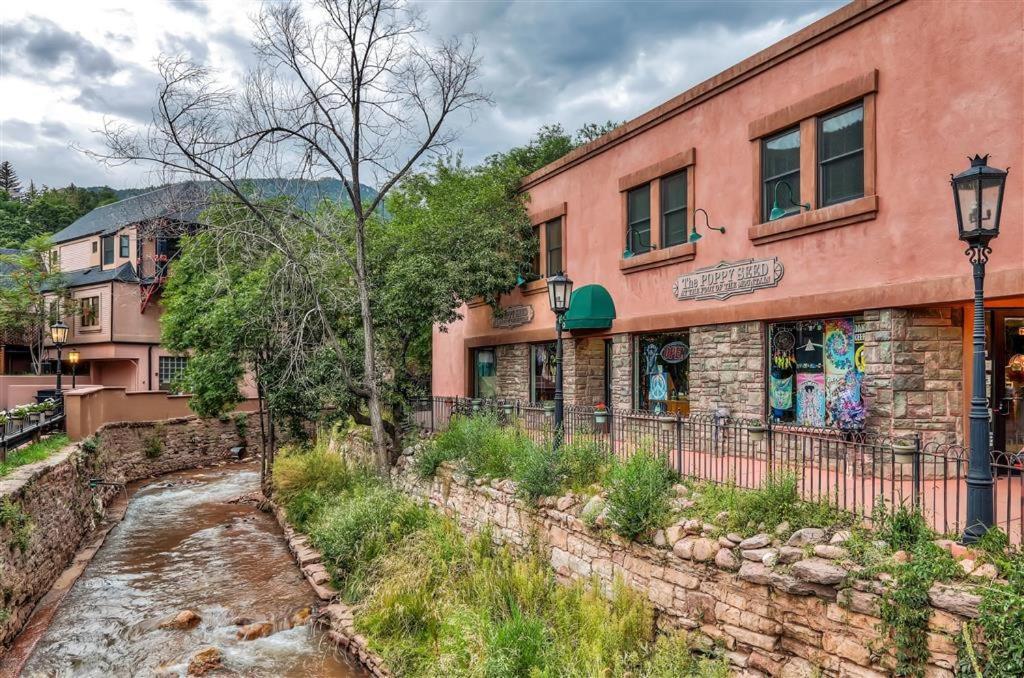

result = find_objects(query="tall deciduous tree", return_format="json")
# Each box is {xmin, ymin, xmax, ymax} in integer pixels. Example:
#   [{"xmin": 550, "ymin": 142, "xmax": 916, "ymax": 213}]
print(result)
[
  {"xmin": 0, "ymin": 236, "xmax": 70, "ymax": 374},
  {"xmin": 90, "ymin": 0, "xmax": 487, "ymax": 471}
]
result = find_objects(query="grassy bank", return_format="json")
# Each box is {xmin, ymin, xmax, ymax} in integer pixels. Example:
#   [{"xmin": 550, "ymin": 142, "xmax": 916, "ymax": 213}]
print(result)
[
  {"xmin": 0, "ymin": 434, "xmax": 68, "ymax": 478},
  {"xmin": 273, "ymin": 440, "xmax": 729, "ymax": 677}
]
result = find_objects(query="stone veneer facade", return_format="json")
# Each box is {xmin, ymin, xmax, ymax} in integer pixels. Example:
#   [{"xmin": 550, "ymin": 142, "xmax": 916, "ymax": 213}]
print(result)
[
  {"xmin": 477, "ymin": 305, "xmax": 964, "ymax": 446},
  {"xmin": 394, "ymin": 456, "xmax": 980, "ymax": 678},
  {"xmin": 0, "ymin": 413, "xmax": 263, "ymax": 650}
]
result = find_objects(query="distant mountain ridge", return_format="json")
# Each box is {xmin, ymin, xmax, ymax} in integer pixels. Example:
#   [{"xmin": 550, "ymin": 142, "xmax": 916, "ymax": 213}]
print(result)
[{"xmin": 83, "ymin": 178, "xmax": 378, "ymax": 213}]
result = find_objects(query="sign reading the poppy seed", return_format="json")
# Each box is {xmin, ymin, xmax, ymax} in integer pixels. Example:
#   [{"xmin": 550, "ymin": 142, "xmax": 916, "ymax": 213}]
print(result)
[
  {"xmin": 492, "ymin": 305, "xmax": 535, "ymax": 329},
  {"xmin": 673, "ymin": 257, "xmax": 784, "ymax": 301}
]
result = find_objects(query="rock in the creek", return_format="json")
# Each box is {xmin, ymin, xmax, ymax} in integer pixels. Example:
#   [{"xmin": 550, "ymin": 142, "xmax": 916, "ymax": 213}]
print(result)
[
  {"xmin": 159, "ymin": 609, "xmax": 202, "ymax": 630},
  {"xmin": 236, "ymin": 621, "xmax": 275, "ymax": 640},
  {"xmin": 290, "ymin": 607, "xmax": 312, "ymax": 627},
  {"xmin": 187, "ymin": 646, "xmax": 222, "ymax": 676},
  {"xmin": 231, "ymin": 615, "xmax": 254, "ymax": 626}
]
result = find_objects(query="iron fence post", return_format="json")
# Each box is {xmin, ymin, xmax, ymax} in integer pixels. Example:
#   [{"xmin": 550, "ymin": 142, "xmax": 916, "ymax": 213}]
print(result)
[{"xmin": 912, "ymin": 433, "xmax": 922, "ymax": 509}]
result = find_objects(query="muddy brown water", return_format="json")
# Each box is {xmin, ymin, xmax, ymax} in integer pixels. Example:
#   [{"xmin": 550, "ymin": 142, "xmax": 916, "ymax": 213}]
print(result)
[{"xmin": 19, "ymin": 464, "xmax": 366, "ymax": 677}]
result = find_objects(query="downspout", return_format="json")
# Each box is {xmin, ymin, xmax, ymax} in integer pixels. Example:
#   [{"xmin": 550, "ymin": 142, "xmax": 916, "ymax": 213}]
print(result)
[{"xmin": 148, "ymin": 344, "xmax": 153, "ymax": 391}]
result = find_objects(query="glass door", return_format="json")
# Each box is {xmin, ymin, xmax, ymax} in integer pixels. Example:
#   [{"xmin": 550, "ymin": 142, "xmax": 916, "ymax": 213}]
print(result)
[{"xmin": 993, "ymin": 311, "xmax": 1024, "ymax": 460}]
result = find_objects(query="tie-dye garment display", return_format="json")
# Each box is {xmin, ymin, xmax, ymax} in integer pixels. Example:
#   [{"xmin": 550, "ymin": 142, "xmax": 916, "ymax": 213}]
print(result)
[
  {"xmin": 796, "ymin": 373, "xmax": 826, "ymax": 427},
  {"xmin": 770, "ymin": 373, "xmax": 793, "ymax": 412}
]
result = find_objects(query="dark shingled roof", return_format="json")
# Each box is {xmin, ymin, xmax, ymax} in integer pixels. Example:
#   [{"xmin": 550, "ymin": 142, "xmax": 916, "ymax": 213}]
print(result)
[
  {"xmin": 50, "ymin": 182, "xmax": 206, "ymax": 245},
  {"xmin": 0, "ymin": 248, "xmax": 25, "ymax": 288},
  {"xmin": 40, "ymin": 262, "xmax": 139, "ymax": 292}
]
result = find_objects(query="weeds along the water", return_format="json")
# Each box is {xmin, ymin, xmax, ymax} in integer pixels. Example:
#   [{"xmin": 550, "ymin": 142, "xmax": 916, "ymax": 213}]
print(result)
[{"xmin": 273, "ymin": 441, "xmax": 729, "ymax": 677}]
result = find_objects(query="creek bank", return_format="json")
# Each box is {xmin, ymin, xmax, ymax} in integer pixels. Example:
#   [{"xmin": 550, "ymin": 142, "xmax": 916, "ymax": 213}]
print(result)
[
  {"xmin": 392, "ymin": 452, "xmax": 981, "ymax": 678},
  {"xmin": 0, "ymin": 412, "xmax": 262, "ymax": 653},
  {"xmin": 269, "ymin": 501, "xmax": 392, "ymax": 677}
]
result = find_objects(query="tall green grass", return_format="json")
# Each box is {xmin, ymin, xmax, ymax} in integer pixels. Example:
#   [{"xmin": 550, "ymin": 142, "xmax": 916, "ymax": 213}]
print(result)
[
  {"xmin": 605, "ymin": 451, "xmax": 678, "ymax": 540},
  {"xmin": 0, "ymin": 434, "xmax": 69, "ymax": 478}
]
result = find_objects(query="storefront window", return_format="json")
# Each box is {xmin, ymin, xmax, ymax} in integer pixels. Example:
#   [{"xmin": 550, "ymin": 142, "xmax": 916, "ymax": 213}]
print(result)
[
  {"xmin": 768, "ymin": 317, "xmax": 865, "ymax": 430},
  {"xmin": 634, "ymin": 332, "xmax": 689, "ymax": 414},
  {"xmin": 531, "ymin": 342, "xmax": 557, "ymax": 403},
  {"xmin": 473, "ymin": 348, "xmax": 497, "ymax": 398}
]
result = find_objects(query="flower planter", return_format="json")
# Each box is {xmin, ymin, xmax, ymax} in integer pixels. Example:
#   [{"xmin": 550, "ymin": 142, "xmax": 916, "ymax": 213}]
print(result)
[
  {"xmin": 542, "ymin": 404, "xmax": 555, "ymax": 420},
  {"xmin": 594, "ymin": 411, "xmax": 608, "ymax": 425},
  {"xmin": 501, "ymin": 403, "xmax": 515, "ymax": 417},
  {"xmin": 747, "ymin": 425, "xmax": 766, "ymax": 443},
  {"xmin": 471, "ymin": 398, "xmax": 482, "ymax": 412},
  {"xmin": 657, "ymin": 416, "xmax": 676, "ymax": 435},
  {"xmin": 892, "ymin": 440, "xmax": 917, "ymax": 465}
]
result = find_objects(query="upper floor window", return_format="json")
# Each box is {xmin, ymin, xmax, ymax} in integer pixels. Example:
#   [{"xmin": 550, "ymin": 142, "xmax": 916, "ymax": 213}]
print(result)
[
  {"xmin": 545, "ymin": 217, "xmax": 562, "ymax": 275},
  {"xmin": 529, "ymin": 225, "xmax": 541, "ymax": 279},
  {"xmin": 80, "ymin": 296, "xmax": 99, "ymax": 328},
  {"xmin": 818, "ymin": 103, "xmax": 864, "ymax": 207},
  {"xmin": 626, "ymin": 184, "xmax": 652, "ymax": 255},
  {"xmin": 661, "ymin": 170, "xmax": 688, "ymax": 247},
  {"xmin": 91, "ymin": 241, "xmax": 97, "ymax": 253},
  {"xmin": 762, "ymin": 127, "xmax": 801, "ymax": 222},
  {"xmin": 102, "ymin": 237, "xmax": 114, "ymax": 266},
  {"xmin": 48, "ymin": 250, "xmax": 59, "ymax": 270},
  {"xmin": 119, "ymin": 235, "xmax": 130, "ymax": 258}
]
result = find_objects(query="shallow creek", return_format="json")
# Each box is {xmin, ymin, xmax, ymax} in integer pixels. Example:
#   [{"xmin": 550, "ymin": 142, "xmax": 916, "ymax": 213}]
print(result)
[{"xmin": 21, "ymin": 464, "xmax": 365, "ymax": 677}]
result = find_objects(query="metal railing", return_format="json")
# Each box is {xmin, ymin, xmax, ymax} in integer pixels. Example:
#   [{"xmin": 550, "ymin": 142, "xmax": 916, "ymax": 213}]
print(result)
[
  {"xmin": 1, "ymin": 403, "xmax": 66, "ymax": 464},
  {"xmin": 411, "ymin": 396, "xmax": 1020, "ymax": 545}
]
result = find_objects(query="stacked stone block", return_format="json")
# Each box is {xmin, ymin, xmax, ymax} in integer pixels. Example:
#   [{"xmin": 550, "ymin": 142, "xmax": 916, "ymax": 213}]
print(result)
[{"xmin": 688, "ymin": 321, "xmax": 765, "ymax": 419}]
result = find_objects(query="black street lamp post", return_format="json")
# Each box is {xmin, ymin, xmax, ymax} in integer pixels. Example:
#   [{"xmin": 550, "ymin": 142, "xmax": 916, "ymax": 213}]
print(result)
[
  {"xmin": 68, "ymin": 349, "xmax": 80, "ymax": 389},
  {"xmin": 952, "ymin": 154, "xmax": 1008, "ymax": 543},
  {"xmin": 546, "ymin": 273, "xmax": 574, "ymax": 449},
  {"xmin": 49, "ymin": 320, "xmax": 69, "ymax": 403}
]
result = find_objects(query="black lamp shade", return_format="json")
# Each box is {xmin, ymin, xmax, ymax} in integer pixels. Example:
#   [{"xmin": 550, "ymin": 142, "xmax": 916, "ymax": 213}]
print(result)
[
  {"xmin": 952, "ymin": 155, "xmax": 1007, "ymax": 245},
  {"xmin": 49, "ymin": 320, "xmax": 69, "ymax": 346},
  {"xmin": 546, "ymin": 273, "xmax": 573, "ymax": 315}
]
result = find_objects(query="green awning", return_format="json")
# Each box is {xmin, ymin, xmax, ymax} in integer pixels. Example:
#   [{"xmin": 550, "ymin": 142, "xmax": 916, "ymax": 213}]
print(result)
[{"xmin": 562, "ymin": 284, "xmax": 616, "ymax": 330}]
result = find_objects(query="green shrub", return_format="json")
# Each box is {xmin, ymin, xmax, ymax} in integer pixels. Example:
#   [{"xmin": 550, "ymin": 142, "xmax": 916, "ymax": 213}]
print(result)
[
  {"xmin": 643, "ymin": 631, "xmax": 730, "ymax": 677},
  {"xmin": 80, "ymin": 436, "xmax": 99, "ymax": 455},
  {"xmin": 310, "ymin": 485, "xmax": 434, "ymax": 601},
  {"xmin": 878, "ymin": 502, "xmax": 933, "ymax": 551},
  {"xmin": 413, "ymin": 439, "xmax": 458, "ymax": 478},
  {"xmin": 684, "ymin": 474, "xmax": 852, "ymax": 537},
  {"xmin": 143, "ymin": 435, "xmax": 163, "ymax": 459},
  {"xmin": 557, "ymin": 436, "xmax": 611, "ymax": 491},
  {"xmin": 511, "ymin": 444, "xmax": 561, "ymax": 501},
  {"xmin": 272, "ymin": 445, "xmax": 364, "ymax": 506},
  {"xmin": 604, "ymin": 451, "xmax": 676, "ymax": 540},
  {"xmin": 430, "ymin": 414, "xmax": 533, "ymax": 480},
  {"xmin": 0, "ymin": 498, "xmax": 33, "ymax": 551}
]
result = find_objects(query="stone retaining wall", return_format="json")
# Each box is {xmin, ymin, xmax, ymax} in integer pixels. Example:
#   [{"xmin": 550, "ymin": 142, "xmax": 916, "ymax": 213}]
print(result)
[
  {"xmin": 0, "ymin": 412, "xmax": 263, "ymax": 652},
  {"xmin": 394, "ymin": 457, "xmax": 980, "ymax": 678}
]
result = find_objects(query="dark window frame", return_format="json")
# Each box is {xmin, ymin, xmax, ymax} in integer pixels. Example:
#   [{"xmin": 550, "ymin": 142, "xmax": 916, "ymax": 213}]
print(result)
[
  {"xmin": 119, "ymin": 234, "xmax": 130, "ymax": 258},
  {"xmin": 817, "ymin": 101, "xmax": 865, "ymax": 208},
  {"xmin": 472, "ymin": 347, "xmax": 498, "ymax": 399},
  {"xmin": 626, "ymin": 184, "xmax": 652, "ymax": 255},
  {"xmin": 158, "ymin": 355, "xmax": 189, "ymax": 392},
  {"xmin": 545, "ymin": 217, "xmax": 562, "ymax": 275},
  {"xmin": 101, "ymin": 237, "xmax": 114, "ymax": 266},
  {"xmin": 660, "ymin": 170, "xmax": 688, "ymax": 247},
  {"xmin": 80, "ymin": 296, "xmax": 99, "ymax": 328},
  {"xmin": 530, "ymin": 341, "xmax": 557, "ymax": 404},
  {"xmin": 529, "ymin": 225, "xmax": 541, "ymax": 279},
  {"xmin": 761, "ymin": 126, "xmax": 801, "ymax": 222}
]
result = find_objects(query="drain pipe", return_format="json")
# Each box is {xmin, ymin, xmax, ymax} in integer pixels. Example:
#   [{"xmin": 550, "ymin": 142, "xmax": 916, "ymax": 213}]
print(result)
[{"xmin": 89, "ymin": 478, "xmax": 128, "ymax": 504}]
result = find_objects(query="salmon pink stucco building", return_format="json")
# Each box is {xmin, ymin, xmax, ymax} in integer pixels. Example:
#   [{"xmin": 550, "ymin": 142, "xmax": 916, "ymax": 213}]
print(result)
[{"xmin": 432, "ymin": 0, "xmax": 1024, "ymax": 451}]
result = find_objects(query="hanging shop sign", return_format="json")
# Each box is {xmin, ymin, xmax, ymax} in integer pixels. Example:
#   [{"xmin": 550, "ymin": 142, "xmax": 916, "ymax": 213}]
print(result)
[
  {"xmin": 492, "ymin": 304, "xmax": 535, "ymax": 329},
  {"xmin": 673, "ymin": 257, "xmax": 784, "ymax": 302}
]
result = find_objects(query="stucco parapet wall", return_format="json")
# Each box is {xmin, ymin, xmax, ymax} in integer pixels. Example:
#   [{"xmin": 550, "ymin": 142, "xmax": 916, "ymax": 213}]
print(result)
[
  {"xmin": 269, "ymin": 502, "xmax": 391, "ymax": 677},
  {"xmin": 392, "ymin": 454, "xmax": 980, "ymax": 677}
]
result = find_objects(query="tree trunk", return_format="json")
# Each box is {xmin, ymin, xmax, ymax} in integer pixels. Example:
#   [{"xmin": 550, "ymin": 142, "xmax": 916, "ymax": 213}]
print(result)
[{"xmin": 353, "ymin": 216, "xmax": 389, "ymax": 472}]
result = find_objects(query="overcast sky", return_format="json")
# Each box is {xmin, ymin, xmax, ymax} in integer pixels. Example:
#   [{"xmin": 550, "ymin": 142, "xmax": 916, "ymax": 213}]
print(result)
[{"xmin": 0, "ymin": 0, "xmax": 840, "ymax": 190}]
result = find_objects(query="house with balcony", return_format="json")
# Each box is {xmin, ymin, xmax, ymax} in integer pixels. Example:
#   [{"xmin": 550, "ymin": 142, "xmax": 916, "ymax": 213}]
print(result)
[
  {"xmin": 432, "ymin": 0, "xmax": 1024, "ymax": 453},
  {"xmin": 41, "ymin": 183, "xmax": 204, "ymax": 393}
]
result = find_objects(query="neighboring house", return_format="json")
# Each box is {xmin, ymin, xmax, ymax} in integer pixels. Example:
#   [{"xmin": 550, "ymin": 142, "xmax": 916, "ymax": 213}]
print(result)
[
  {"xmin": 432, "ymin": 0, "xmax": 1024, "ymax": 449},
  {"xmin": 41, "ymin": 183, "xmax": 205, "ymax": 392}
]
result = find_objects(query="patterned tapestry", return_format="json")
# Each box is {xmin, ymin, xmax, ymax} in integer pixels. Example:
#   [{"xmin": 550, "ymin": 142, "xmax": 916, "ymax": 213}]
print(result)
[{"xmin": 796, "ymin": 373, "xmax": 826, "ymax": 427}]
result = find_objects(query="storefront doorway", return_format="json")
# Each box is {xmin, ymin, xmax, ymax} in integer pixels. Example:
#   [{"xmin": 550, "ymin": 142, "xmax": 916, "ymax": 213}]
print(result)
[{"xmin": 992, "ymin": 310, "xmax": 1024, "ymax": 458}]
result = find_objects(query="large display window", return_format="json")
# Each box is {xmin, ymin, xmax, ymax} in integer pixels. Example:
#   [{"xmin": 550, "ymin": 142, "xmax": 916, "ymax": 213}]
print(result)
[
  {"xmin": 634, "ymin": 332, "xmax": 689, "ymax": 414},
  {"xmin": 531, "ymin": 342, "xmax": 557, "ymax": 403},
  {"xmin": 768, "ymin": 317, "xmax": 865, "ymax": 429},
  {"xmin": 472, "ymin": 348, "xmax": 497, "ymax": 398}
]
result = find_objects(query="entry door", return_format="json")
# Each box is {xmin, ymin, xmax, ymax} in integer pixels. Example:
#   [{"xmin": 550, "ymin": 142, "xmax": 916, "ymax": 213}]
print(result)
[{"xmin": 992, "ymin": 310, "xmax": 1024, "ymax": 457}]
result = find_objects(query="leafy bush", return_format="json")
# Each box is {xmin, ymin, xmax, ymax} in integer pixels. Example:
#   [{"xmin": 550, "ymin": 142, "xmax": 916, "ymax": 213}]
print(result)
[
  {"xmin": 645, "ymin": 631, "xmax": 730, "ymax": 678},
  {"xmin": 413, "ymin": 439, "xmax": 458, "ymax": 478},
  {"xmin": 0, "ymin": 498, "xmax": 33, "ymax": 551},
  {"xmin": 960, "ymin": 529, "xmax": 1024, "ymax": 677},
  {"xmin": 426, "ymin": 414, "xmax": 534, "ymax": 480},
  {"xmin": 604, "ymin": 451, "xmax": 677, "ymax": 540},
  {"xmin": 511, "ymin": 444, "xmax": 561, "ymax": 501},
  {"xmin": 557, "ymin": 436, "xmax": 611, "ymax": 492},
  {"xmin": 143, "ymin": 435, "xmax": 163, "ymax": 459},
  {"xmin": 310, "ymin": 485, "xmax": 434, "ymax": 601},
  {"xmin": 877, "ymin": 502, "xmax": 932, "ymax": 551},
  {"xmin": 273, "ymin": 444, "xmax": 364, "ymax": 506}
]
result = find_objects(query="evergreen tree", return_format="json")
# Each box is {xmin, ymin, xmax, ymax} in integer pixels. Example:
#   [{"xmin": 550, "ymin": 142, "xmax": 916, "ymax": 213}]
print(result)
[{"xmin": 0, "ymin": 161, "xmax": 21, "ymax": 196}]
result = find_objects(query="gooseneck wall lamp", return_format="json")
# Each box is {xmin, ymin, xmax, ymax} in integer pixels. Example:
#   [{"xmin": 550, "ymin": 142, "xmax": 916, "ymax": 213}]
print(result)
[
  {"xmin": 769, "ymin": 180, "xmax": 811, "ymax": 221},
  {"xmin": 688, "ymin": 208, "xmax": 726, "ymax": 243}
]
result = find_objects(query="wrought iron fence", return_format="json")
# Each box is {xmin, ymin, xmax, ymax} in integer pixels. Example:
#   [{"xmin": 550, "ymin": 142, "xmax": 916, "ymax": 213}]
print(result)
[
  {"xmin": 410, "ymin": 396, "xmax": 1018, "ymax": 544},
  {"xmin": 1, "ymin": 401, "xmax": 66, "ymax": 464}
]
